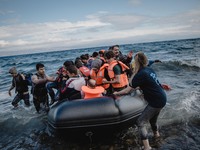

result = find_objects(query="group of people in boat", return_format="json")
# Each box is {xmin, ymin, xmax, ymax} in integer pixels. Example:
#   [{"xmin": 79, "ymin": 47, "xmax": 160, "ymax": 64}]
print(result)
[
  {"xmin": 8, "ymin": 44, "xmax": 171, "ymax": 150},
  {"xmin": 8, "ymin": 45, "xmax": 134, "ymax": 111}
]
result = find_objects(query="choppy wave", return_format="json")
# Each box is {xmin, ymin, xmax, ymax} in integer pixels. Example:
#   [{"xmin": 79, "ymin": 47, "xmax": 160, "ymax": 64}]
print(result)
[
  {"xmin": 0, "ymin": 38, "xmax": 200, "ymax": 149},
  {"xmin": 161, "ymin": 59, "xmax": 200, "ymax": 71},
  {"xmin": 176, "ymin": 90, "xmax": 200, "ymax": 119}
]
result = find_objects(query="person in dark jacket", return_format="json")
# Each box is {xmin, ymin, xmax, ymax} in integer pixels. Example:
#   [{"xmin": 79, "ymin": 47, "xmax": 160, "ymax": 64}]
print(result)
[
  {"xmin": 113, "ymin": 52, "xmax": 167, "ymax": 150},
  {"xmin": 109, "ymin": 45, "xmax": 133, "ymax": 77},
  {"xmin": 8, "ymin": 67, "xmax": 30, "ymax": 108},
  {"xmin": 31, "ymin": 63, "xmax": 54, "ymax": 113}
]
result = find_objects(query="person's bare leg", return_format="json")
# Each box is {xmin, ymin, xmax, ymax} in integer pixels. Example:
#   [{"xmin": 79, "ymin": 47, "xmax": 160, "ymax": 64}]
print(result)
[{"xmin": 142, "ymin": 139, "xmax": 152, "ymax": 150}]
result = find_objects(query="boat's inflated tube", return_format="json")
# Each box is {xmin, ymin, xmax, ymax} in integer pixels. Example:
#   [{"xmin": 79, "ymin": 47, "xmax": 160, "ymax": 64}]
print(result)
[{"xmin": 48, "ymin": 91, "xmax": 147, "ymax": 132}]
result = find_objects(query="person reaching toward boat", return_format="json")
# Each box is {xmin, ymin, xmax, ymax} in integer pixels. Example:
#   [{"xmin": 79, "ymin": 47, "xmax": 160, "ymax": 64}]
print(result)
[
  {"xmin": 131, "ymin": 58, "xmax": 172, "ymax": 91},
  {"xmin": 31, "ymin": 63, "xmax": 55, "ymax": 113},
  {"xmin": 8, "ymin": 67, "xmax": 30, "ymax": 108},
  {"xmin": 131, "ymin": 58, "xmax": 162, "ymax": 71},
  {"xmin": 46, "ymin": 60, "xmax": 74, "ymax": 105},
  {"xmin": 113, "ymin": 52, "xmax": 167, "ymax": 150},
  {"xmin": 148, "ymin": 59, "xmax": 162, "ymax": 66}
]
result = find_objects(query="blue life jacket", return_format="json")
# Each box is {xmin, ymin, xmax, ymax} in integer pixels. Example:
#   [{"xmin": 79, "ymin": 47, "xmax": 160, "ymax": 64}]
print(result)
[{"xmin": 22, "ymin": 72, "xmax": 33, "ymax": 86}]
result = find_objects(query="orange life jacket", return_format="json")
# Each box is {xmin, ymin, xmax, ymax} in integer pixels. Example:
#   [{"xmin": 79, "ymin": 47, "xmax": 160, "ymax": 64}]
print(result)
[
  {"xmin": 90, "ymin": 63, "xmax": 110, "ymax": 89},
  {"xmin": 99, "ymin": 49, "xmax": 105, "ymax": 53},
  {"xmin": 79, "ymin": 66, "xmax": 90, "ymax": 77},
  {"xmin": 108, "ymin": 60, "xmax": 129, "ymax": 89},
  {"xmin": 81, "ymin": 86, "xmax": 104, "ymax": 99}
]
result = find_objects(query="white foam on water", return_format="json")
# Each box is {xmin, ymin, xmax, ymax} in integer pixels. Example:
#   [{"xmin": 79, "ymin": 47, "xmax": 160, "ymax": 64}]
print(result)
[
  {"xmin": 0, "ymin": 100, "xmax": 42, "ymax": 125},
  {"xmin": 180, "ymin": 59, "xmax": 200, "ymax": 68},
  {"xmin": 178, "ymin": 90, "xmax": 200, "ymax": 114},
  {"xmin": 10, "ymin": 105, "xmax": 44, "ymax": 125},
  {"xmin": 159, "ymin": 89, "xmax": 200, "ymax": 126},
  {"xmin": 169, "ymin": 90, "xmax": 200, "ymax": 123}
]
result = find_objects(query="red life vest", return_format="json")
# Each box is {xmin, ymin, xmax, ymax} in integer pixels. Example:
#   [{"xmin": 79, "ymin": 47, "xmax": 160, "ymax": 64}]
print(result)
[
  {"xmin": 56, "ymin": 67, "xmax": 65, "ymax": 83},
  {"xmin": 79, "ymin": 66, "xmax": 90, "ymax": 77}
]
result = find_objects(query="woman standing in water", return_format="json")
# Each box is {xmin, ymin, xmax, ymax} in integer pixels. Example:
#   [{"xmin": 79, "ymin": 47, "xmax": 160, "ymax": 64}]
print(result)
[{"xmin": 113, "ymin": 52, "xmax": 167, "ymax": 150}]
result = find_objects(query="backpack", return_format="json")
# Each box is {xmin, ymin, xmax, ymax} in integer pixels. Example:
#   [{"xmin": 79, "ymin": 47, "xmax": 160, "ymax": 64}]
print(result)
[{"xmin": 21, "ymin": 72, "xmax": 33, "ymax": 86}]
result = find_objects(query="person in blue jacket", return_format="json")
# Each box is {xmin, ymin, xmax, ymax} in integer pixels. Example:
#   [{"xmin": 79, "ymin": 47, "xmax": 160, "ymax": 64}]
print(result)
[{"xmin": 113, "ymin": 52, "xmax": 167, "ymax": 150}]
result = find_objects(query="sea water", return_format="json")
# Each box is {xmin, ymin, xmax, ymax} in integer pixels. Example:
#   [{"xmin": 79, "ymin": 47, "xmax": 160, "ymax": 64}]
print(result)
[{"xmin": 0, "ymin": 38, "xmax": 200, "ymax": 149}]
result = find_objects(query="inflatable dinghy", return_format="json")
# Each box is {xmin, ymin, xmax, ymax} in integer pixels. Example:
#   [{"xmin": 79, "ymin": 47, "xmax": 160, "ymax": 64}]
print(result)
[{"xmin": 48, "ymin": 91, "xmax": 147, "ymax": 134}]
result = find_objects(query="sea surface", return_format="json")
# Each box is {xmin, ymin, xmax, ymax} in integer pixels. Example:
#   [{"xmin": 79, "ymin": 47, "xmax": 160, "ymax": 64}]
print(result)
[{"xmin": 0, "ymin": 38, "xmax": 200, "ymax": 150}]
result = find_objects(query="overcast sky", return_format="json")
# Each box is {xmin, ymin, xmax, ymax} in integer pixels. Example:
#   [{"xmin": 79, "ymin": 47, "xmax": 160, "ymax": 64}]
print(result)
[{"xmin": 0, "ymin": 0, "xmax": 200, "ymax": 56}]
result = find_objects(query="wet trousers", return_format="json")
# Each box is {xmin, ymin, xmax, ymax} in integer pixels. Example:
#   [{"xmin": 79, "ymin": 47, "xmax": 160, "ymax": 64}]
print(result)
[
  {"xmin": 137, "ymin": 105, "xmax": 163, "ymax": 140},
  {"xmin": 12, "ymin": 92, "xmax": 30, "ymax": 106},
  {"xmin": 33, "ymin": 94, "xmax": 49, "ymax": 113},
  {"xmin": 46, "ymin": 81, "xmax": 60, "ymax": 101}
]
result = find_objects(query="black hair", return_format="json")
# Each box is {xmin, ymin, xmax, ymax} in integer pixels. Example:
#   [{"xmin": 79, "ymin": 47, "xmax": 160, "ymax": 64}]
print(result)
[
  {"xmin": 63, "ymin": 60, "xmax": 74, "ymax": 68},
  {"xmin": 75, "ymin": 58, "xmax": 83, "ymax": 68},
  {"xmin": 92, "ymin": 52, "xmax": 98, "ymax": 57},
  {"xmin": 67, "ymin": 65, "xmax": 78, "ymax": 75},
  {"xmin": 104, "ymin": 51, "xmax": 115, "ymax": 59},
  {"xmin": 85, "ymin": 54, "xmax": 90, "ymax": 59},
  {"xmin": 36, "ymin": 63, "xmax": 44, "ymax": 70},
  {"xmin": 99, "ymin": 51, "xmax": 104, "ymax": 55},
  {"xmin": 80, "ymin": 54, "xmax": 88, "ymax": 60},
  {"xmin": 109, "ymin": 45, "xmax": 119, "ymax": 50}
]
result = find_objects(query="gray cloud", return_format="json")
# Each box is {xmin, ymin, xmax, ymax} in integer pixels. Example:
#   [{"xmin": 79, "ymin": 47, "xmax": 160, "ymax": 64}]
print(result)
[
  {"xmin": 99, "ymin": 13, "xmax": 147, "ymax": 30},
  {"xmin": 0, "ymin": 8, "xmax": 200, "ymax": 56},
  {"xmin": 128, "ymin": 0, "xmax": 142, "ymax": 6}
]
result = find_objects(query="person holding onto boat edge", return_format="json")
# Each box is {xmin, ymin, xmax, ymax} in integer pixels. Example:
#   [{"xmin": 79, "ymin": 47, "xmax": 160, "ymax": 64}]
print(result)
[
  {"xmin": 31, "ymin": 63, "xmax": 55, "ymax": 113},
  {"xmin": 46, "ymin": 60, "xmax": 74, "ymax": 105},
  {"xmin": 113, "ymin": 52, "xmax": 167, "ymax": 150},
  {"xmin": 103, "ymin": 51, "xmax": 129, "ymax": 93},
  {"xmin": 8, "ymin": 67, "xmax": 30, "ymax": 108},
  {"xmin": 131, "ymin": 58, "xmax": 171, "ymax": 91}
]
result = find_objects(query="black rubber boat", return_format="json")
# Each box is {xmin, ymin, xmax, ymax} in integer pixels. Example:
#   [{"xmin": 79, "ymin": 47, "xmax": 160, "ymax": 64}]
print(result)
[{"xmin": 47, "ymin": 91, "xmax": 147, "ymax": 135}]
